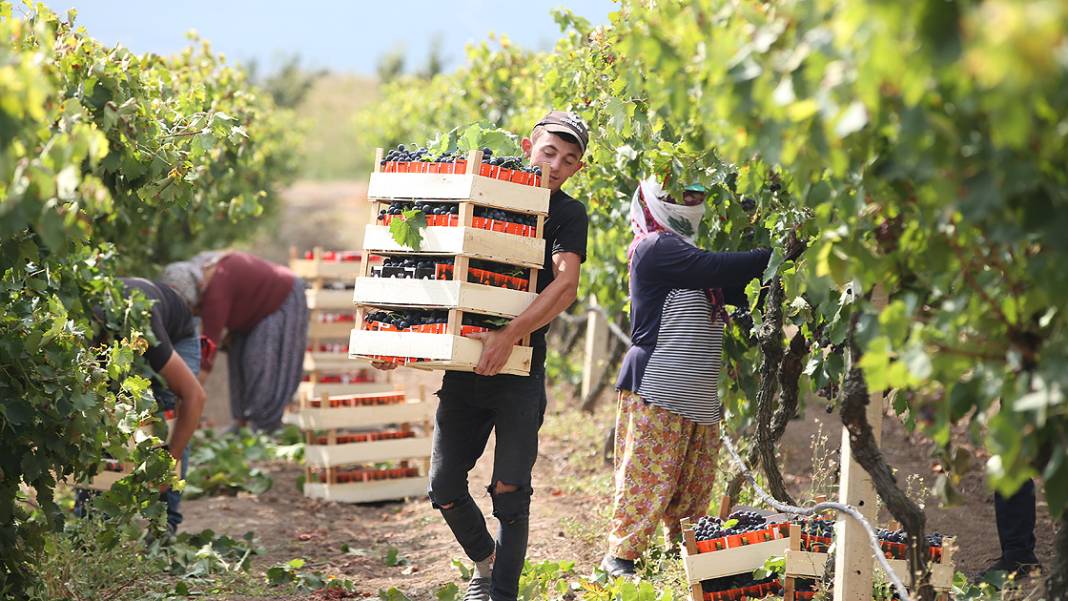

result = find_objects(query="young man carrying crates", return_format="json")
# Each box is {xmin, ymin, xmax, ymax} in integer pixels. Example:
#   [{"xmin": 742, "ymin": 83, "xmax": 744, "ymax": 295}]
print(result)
[{"xmin": 377, "ymin": 111, "xmax": 590, "ymax": 601}]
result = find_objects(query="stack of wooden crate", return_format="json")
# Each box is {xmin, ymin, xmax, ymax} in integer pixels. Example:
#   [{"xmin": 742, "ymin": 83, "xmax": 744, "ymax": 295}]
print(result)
[
  {"xmin": 346, "ymin": 149, "xmax": 549, "ymax": 374},
  {"xmin": 289, "ymin": 247, "xmax": 395, "ymax": 400},
  {"xmin": 295, "ymin": 389, "xmax": 434, "ymax": 503}
]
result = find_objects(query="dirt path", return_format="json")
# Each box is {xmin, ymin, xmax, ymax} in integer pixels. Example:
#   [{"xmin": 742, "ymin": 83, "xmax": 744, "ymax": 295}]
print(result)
[{"xmin": 183, "ymin": 389, "xmax": 1056, "ymax": 599}]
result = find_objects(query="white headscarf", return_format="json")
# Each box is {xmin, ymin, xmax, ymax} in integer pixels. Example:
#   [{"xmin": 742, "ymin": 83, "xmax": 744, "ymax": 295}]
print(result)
[{"xmin": 628, "ymin": 177, "xmax": 705, "ymax": 259}]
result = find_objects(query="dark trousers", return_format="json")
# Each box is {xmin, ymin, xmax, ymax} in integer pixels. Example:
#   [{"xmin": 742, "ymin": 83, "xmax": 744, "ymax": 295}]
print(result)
[
  {"xmin": 428, "ymin": 369, "xmax": 547, "ymax": 601},
  {"xmin": 994, "ymin": 478, "xmax": 1039, "ymax": 564}
]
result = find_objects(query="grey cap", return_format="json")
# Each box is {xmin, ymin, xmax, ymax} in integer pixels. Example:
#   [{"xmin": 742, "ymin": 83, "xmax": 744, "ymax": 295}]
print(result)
[{"xmin": 535, "ymin": 110, "xmax": 589, "ymax": 155}]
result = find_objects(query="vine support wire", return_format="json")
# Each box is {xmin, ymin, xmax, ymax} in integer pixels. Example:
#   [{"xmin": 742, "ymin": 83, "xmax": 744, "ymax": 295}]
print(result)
[{"xmin": 718, "ymin": 431, "xmax": 913, "ymax": 601}]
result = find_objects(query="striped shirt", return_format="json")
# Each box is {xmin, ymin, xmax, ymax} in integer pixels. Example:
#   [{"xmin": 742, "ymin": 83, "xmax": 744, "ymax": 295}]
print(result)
[
  {"xmin": 616, "ymin": 232, "xmax": 770, "ymax": 425},
  {"xmin": 637, "ymin": 289, "xmax": 725, "ymax": 424}
]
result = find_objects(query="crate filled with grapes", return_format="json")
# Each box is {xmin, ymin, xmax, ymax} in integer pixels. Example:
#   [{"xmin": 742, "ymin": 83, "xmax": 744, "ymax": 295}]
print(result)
[
  {"xmin": 680, "ymin": 503, "xmax": 792, "ymax": 601},
  {"xmin": 781, "ymin": 519, "xmax": 958, "ymax": 601}
]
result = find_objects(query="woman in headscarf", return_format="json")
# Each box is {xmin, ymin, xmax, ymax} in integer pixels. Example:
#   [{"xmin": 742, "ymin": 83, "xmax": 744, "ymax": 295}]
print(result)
[
  {"xmin": 162, "ymin": 251, "xmax": 308, "ymax": 432},
  {"xmin": 599, "ymin": 178, "xmax": 772, "ymax": 577}
]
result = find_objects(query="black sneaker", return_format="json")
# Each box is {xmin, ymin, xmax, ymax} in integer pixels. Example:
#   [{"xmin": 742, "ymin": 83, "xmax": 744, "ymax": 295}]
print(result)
[
  {"xmin": 600, "ymin": 555, "xmax": 637, "ymax": 577},
  {"xmin": 463, "ymin": 576, "xmax": 492, "ymax": 601}
]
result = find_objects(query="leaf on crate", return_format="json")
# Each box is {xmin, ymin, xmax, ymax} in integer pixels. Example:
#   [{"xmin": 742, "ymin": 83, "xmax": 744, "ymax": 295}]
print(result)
[{"xmin": 389, "ymin": 209, "xmax": 427, "ymax": 249}]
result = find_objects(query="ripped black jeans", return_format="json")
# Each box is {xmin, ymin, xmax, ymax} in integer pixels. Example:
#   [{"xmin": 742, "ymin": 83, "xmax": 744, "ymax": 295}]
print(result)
[{"xmin": 428, "ymin": 368, "xmax": 547, "ymax": 601}]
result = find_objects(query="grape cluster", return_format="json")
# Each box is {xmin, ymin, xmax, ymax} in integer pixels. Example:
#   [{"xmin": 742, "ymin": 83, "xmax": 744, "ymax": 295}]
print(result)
[
  {"xmin": 462, "ymin": 313, "xmax": 507, "ymax": 329},
  {"xmin": 470, "ymin": 259, "xmax": 525, "ymax": 278},
  {"xmin": 876, "ymin": 528, "xmax": 944, "ymax": 548},
  {"xmin": 694, "ymin": 510, "xmax": 770, "ymax": 541},
  {"xmin": 371, "ymin": 255, "xmax": 454, "ymax": 280},
  {"xmin": 380, "ymin": 200, "xmax": 458, "ymax": 217},
  {"xmin": 474, "ymin": 206, "xmax": 538, "ymax": 227},
  {"xmin": 364, "ymin": 309, "xmax": 448, "ymax": 330},
  {"xmin": 380, "ymin": 144, "xmax": 542, "ymax": 175},
  {"xmin": 478, "ymin": 148, "xmax": 542, "ymax": 175},
  {"xmin": 740, "ymin": 196, "xmax": 757, "ymax": 213},
  {"xmin": 801, "ymin": 518, "xmax": 834, "ymax": 538},
  {"xmin": 701, "ymin": 573, "xmax": 780, "ymax": 594}
]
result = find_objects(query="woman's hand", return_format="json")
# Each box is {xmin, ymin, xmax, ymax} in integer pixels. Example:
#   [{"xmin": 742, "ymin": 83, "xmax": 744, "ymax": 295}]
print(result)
[{"xmin": 371, "ymin": 360, "xmax": 399, "ymax": 371}]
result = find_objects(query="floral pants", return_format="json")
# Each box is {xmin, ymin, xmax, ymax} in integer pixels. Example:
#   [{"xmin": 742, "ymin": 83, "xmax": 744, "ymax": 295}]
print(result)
[{"xmin": 607, "ymin": 390, "xmax": 722, "ymax": 560}]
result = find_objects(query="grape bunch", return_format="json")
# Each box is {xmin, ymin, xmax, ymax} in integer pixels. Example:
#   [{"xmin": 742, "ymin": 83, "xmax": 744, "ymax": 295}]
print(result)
[
  {"xmin": 462, "ymin": 313, "xmax": 508, "ymax": 329},
  {"xmin": 364, "ymin": 309, "xmax": 448, "ymax": 331},
  {"xmin": 876, "ymin": 528, "xmax": 944, "ymax": 548},
  {"xmin": 478, "ymin": 148, "xmax": 542, "ymax": 176},
  {"xmin": 701, "ymin": 573, "xmax": 780, "ymax": 594},
  {"xmin": 378, "ymin": 200, "xmax": 458, "ymax": 219},
  {"xmin": 694, "ymin": 510, "xmax": 771, "ymax": 541},
  {"xmin": 382, "ymin": 144, "xmax": 432, "ymax": 163},
  {"xmin": 371, "ymin": 255, "xmax": 454, "ymax": 280},
  {"xmin": 473, "ymin": 206, "xmax": 538, "ymax": 227},
  {"xmin": 379, "ymin": 144, "xmax": 542, "ymax": 176},
  {"xmin": 801, "ymin": 518, "xmax": 834, "ymax": 538},
  {"xmin": 470, "ymin": 259, "xmax": 525, "ymax": 278}
]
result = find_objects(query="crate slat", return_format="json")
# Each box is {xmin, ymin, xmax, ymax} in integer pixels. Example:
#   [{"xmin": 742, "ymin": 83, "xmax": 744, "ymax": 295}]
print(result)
[
  {"xmin": 297, "ymin": 381, "xmax": 395, "ymax": 399},
  {"xmin": 367, "ymin": 172, "xmax": 550, "ymax": 215},
  {"xmin": 294, "ymin": 399, "xmax": 434, "ymax": 430},
  {"xmin": 305, "ymin": 436, "xmax": 432, "ymax": 467},
  {"xmin": 363, "ymin": 225, "xmax": 545, "ymax": 269},
  {"xmin": 305, "ymin": 288, "xmax": 355, "ymax": 310},
  {"xmin": 348, "ymin": 330, "xmax": 533, "ymax": 376},
  {"xmin": 290, "ymin": 259, "xmax": 364, "ymax": 281},
  {"xmin": 353, "ymin": 277, "xmax": 536, "ymax": 318},
  {"xmin": 303, "ymin": 352, "xmax": 368, "ymax": 372},
  {"xmin": 303, "ymin": 476, "xmax": 427, "ymax": 503},
  {"xmin": 682, "ymin": 538, "xmax": 790, "ymax": 584},
  {"xmin": 307, "ymin": 319, "xmax": 355, "ymax": 340}
]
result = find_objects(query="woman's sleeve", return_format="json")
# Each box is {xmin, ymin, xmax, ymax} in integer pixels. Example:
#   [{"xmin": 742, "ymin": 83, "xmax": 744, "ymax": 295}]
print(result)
[{"xmin": 641, "ymin": 234, "xmax": 771, "ymax": 291}]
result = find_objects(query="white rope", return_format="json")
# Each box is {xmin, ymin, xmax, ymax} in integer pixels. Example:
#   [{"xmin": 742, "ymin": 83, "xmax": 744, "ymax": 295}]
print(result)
[{"xmin": 718, "ymin": 431, "xmax": 914, "ymax": 601}]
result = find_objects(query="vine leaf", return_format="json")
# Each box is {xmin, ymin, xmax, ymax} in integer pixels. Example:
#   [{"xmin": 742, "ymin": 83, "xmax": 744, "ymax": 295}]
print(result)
[{"xmin": 389, "ymin": 209, "xmax": 427, "ymax": 250}]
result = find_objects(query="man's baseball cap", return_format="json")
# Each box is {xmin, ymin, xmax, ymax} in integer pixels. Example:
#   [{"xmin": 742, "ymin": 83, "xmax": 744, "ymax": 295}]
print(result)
[{"xmin": 534, "ymin": 111, "xmax": 589, "ymax": 155}]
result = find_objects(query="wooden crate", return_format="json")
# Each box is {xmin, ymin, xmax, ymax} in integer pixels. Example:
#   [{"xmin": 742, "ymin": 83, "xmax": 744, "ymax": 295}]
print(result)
[
  {"xmin": 289, "ymin": 247, "xmax": 365, "ymax": 281},
  {"xmin": 305, "ymin": 288, "xmax": 355, "ymax": 311},
  {"xmin": 303, "ymin": 351, "xmax": 369, "ymax": 372},
  {"xmin": 298, "ymin": 388, "xmax": 433, "ymax": 504},
  {"xmin": 353, "ymin": 277, "xmax": 536, "ymax": 319},
  {"xmin": 297, "ymin": 380, "xmax": 395, "ymax": 399},
  {"xmin": 305, "ymin": 436, "xmax": 432, "ymax": 467},
  {"xmin": 348, "ymin": 329, "xmax": 533, "ymax": 376},
  {"xmin": 367, "ymin": 171, "xmax": 549, "ymax": 215},
  {"xmin": 679, "ymin": 496, "xmax": 792, "ymax": 601},
  {"xmin": 362, "ymin": 224, "xmax": 544, "ymax": 268},
  {"xmin": 303, "ymin": 475, "xmax": 426, "ymax": 503},
  {"xmin": 782, "ymin": 524, "xmax": 957, "ymax": 600},
  {"xmin": 307, "ymin": 317, "xmax": 354, "ymax": 340},
  {"xmin": 293, "ymin": 396, "xmax": 434, "ymax": 431}
]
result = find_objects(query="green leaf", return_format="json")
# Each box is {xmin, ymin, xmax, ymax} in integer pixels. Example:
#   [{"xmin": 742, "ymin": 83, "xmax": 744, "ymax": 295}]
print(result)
[{"xmin": 389, "ymin": 209, "xmax": 427, "ymax": 250}]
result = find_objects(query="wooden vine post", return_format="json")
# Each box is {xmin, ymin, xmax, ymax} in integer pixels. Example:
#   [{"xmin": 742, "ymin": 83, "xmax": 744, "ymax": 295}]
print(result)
[
  {"xmin": 580, "ymin": 293, "xmax": 609, "ymax": 400},
  {"xmin": 833, "ymin": 283, "xmax": 887, "ymax": 601}
]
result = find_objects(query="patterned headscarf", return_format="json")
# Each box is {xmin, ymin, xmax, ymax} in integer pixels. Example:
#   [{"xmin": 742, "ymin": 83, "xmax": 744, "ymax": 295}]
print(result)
[{"xmin": 627, "ymin": 177, "xmax": 706, "ymax": 261}]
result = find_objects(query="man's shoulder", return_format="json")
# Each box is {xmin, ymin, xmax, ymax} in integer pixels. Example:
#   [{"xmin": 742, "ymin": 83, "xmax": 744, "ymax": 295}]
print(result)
[{"xmin": 550, "ymin": 190, "xmax": 588, "ymax": 219}]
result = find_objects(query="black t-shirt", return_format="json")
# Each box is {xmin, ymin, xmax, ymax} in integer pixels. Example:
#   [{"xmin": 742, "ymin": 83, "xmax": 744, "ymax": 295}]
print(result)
[
  {"xmin": 121, "ymin": 278, "xmax": 196, "ymax": 372},
  {"xmin": 529, "ymin": 189, "xmax": 589, "ymax": 369}
]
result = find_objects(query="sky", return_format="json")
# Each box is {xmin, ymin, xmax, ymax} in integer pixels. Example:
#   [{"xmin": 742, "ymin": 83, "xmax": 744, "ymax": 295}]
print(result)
[{"xmin": 37, "ymin": 0, "xmax": 617, "ymax": 76}]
